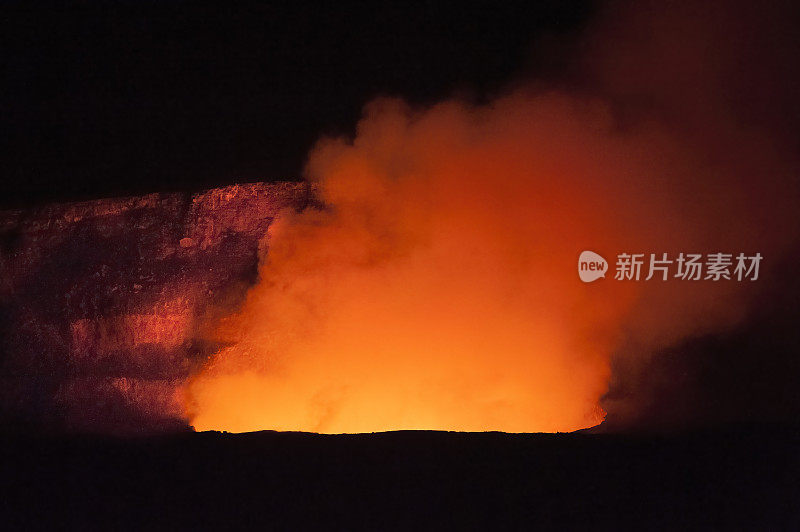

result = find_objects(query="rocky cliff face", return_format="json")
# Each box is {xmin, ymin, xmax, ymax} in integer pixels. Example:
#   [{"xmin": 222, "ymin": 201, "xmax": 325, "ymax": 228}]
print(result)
[{"xmin": 0, "ymin": 182, "xmax": 310, "ymax": 433}]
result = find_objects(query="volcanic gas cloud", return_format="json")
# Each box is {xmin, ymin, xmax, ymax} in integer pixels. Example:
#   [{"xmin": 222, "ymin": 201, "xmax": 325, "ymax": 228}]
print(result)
[{"xmin": 183, "ymin": 1, "xmax": 798, "ymax": 433}]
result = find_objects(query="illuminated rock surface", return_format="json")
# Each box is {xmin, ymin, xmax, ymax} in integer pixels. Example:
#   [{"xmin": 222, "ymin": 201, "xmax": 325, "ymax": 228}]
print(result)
[{"xmin": 0, "ymin": 182, "xmax": 310, "ymax": 433}]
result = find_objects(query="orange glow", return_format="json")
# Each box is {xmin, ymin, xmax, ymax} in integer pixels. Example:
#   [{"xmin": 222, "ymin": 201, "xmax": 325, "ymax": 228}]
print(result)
[{"xmin": 182, "ymin": 92, "xmax": 782, "ymax": 434}]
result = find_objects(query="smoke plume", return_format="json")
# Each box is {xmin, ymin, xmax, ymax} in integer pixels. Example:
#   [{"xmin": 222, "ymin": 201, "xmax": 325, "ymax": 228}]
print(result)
[{"xmin": 184, "ymin": 0, "xmax": 799, "ymax": 433}]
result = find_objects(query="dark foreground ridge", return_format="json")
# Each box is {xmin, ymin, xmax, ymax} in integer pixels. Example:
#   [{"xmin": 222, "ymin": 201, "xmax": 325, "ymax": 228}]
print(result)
[{"xmin": 2, "ymin": 424, "xmax": 798, "ymax": 529}]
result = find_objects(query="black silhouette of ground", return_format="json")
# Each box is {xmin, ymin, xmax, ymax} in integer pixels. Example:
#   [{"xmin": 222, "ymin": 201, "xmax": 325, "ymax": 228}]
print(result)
[{"xmin": 2, "ymin": 424, "xmax": 798, "ymax": 530}]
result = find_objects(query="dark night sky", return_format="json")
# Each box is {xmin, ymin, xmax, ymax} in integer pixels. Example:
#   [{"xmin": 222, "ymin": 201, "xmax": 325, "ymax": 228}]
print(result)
[{"xmin": 1, "ymin": 1, "xmax": 595, "ymax": 208}]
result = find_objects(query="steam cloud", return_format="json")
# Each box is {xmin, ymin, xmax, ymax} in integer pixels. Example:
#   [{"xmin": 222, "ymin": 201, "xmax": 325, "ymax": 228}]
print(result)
[{"xmin": 184, "ymin": 0, "xmax": 799, "ymax": 433}]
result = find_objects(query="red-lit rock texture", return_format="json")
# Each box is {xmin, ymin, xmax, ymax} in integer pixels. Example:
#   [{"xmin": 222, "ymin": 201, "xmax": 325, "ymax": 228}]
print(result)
[{"xmin": 0, "ymin": 182, "xmax": 310, "ymax": 433}]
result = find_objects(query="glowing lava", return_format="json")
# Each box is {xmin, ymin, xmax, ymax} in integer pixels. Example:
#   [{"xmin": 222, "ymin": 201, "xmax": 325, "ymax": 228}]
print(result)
[{"xmin": 181, "ymin": 88, "xmax": 779, "ymax": 434}]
